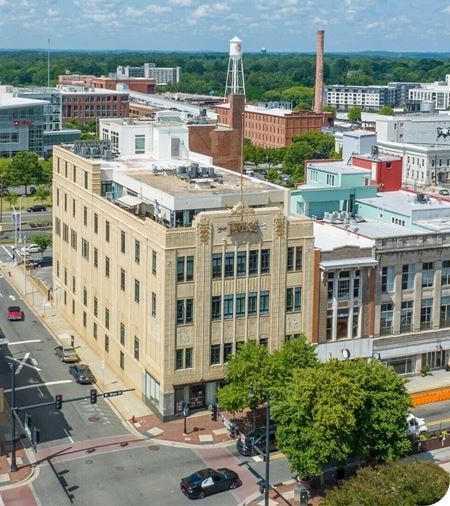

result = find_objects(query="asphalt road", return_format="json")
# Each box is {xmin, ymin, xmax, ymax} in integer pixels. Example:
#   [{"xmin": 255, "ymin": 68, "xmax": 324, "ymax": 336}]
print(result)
[
  {"xmin": 413, "ymin": 400, "xmax": 450, "ymax": 431},
  {"xmin": 0, "ymin": 273, "xmax": 128, "ymax": 449}
]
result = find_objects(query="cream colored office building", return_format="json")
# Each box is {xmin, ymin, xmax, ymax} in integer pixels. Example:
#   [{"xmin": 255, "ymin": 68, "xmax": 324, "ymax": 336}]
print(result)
[{"xmin": 52, "ymin": 142, "xmax": 314, "ymax": 419}]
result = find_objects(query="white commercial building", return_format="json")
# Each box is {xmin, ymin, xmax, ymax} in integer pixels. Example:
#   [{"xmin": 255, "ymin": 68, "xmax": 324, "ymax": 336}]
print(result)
[
  {"xmin": 409, "ymin": 75, "xmax": 450, "ymax": 111},
  {"xmin": 115, "ymin": 63, "xmax": 181, "ymax": 85}
]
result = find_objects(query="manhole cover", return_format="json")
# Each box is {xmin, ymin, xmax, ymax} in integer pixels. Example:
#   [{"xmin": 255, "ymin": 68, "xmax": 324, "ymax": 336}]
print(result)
[
  {"xmin": 85, "ymin": 459, "xmax": 93, "ymax": 464},
  {"xmin": 148, "ymin": 445, "xmax": 160, "ymax": 451},
  {"xmin": 115, "ymin": 466, "xmax": 124, "ymax": 471},
  {"xmin": 88, "ymin": 416, "xmax": 101, "ymax": 422}
]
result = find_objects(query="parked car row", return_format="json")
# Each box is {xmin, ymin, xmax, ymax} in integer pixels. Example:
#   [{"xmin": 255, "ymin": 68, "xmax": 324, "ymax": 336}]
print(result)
[{"xmin": 54, "ymin": 345, "xmax": 95, "ymax": 384}]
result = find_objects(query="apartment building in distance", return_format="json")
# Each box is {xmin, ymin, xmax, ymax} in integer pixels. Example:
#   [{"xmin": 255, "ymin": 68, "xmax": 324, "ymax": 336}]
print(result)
[
  {"xmin": 52, "ymin": 138, "xmax": 314, "ymax": 420},
  {"xmin": 115, "ymin": 63, "xmax": 181, "ymax": 85},
  {"xmin": 214, "ymin": 102, "xmax": 331, "ymax": 148}
]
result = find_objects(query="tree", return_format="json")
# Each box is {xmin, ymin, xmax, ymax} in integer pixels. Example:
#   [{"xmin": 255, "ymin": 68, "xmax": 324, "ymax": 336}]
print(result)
[
  {"xmin": 321, "ymin": 461, "xmax": 449, "ymax": 506},
  {"xmin": 217, "ymin": 341, "xmax": 271, "ymax": 414},
  {"xmin": 6, "ymin": 152, "xmax": 45, "ymax": 193},
  {"xmin": 323, "ymin": 105, "xmax": 337, "ymax": 116},
  {"xmin": 4, "ymin": 192, "xmax": 19, "ymax": 208},
  {"xmin": 271, "ymin": 359, "xmax": 411, "ymax": 478},
  {"xmin": 379, "ymin": 105, "xmax": 394, "ymax": 116},
  {"xmin": 348, "ymin": 107, "xmax": 363, "ymax": 122},
  {"xmin": 34, "ymin": 185, "xmax": 51, "ymax": 205},
  {"xmin": 30, "ymin": 234, "xmax": 52, "ymax": 253}
]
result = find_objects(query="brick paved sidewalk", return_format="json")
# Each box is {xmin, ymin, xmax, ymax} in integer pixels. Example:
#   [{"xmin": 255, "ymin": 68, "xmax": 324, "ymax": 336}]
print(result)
[
  {"xmin": 132, "ymin": 410, "xmax": 238, "ymax": 445},
  {"xmin": 0, "ymin": 442, "xmax": 33, "ymax": 488}
]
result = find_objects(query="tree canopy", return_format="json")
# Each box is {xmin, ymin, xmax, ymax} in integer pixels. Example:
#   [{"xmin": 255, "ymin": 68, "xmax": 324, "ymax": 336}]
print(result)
[
  {"xmin": 348, "ymin": 106, "xmax": 363, "ymax": 122},
  {"xmin": 5, "ymin": 152, "xmax": 48, "ymax": 190},
  {"xmin": 271, "ymin": 359, "xmax": 411, "ymax": 478},
  {"xmin": 321, "ymin": 461, "xmax": 449, "ymax": 506}
]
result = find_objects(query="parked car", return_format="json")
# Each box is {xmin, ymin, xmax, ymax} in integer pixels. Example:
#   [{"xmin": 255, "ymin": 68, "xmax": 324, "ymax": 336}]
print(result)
[
  {"xmin": 55, "ymin": 346, "xmax": 79, "ymax": 363},
  {"xmin": 236, "ymin": 426, "xmax": 277, "ymax": 456},
  {"xmin": 439, "ymin": 188, "xmax": 450, "ymax": 196},
  {"xmin": 180, "ymin": 468, "xmax": 239, "ymax": 499},
  {"xmin": 35, "ymin": 256, "xmax": 52, "ymax": 268},
  {"xmin": 19, "ymin": 244, "xmax": 41, "ymax": 255},
  {"xmin": 26, "ymin": 204, "xmax": 47, "ymax": 213},
  {"xmin": 7, "ymin": 306, "xmax": 23, "ymax": 321},
  {"xmin": 69, "ymin": 364, "xmax": 95, "ymax": 384}
]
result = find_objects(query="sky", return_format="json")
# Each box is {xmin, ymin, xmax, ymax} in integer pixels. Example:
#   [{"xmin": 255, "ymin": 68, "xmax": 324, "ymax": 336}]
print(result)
[{"xmin": 1, "ymin": 0, "xmax": 450, "ymax": 53}]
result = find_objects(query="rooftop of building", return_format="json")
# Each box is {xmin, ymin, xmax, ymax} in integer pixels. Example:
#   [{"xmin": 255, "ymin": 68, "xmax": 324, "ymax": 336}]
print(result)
[
  {"xmin": 313, "ymin": 221, "xmax": 374, "ymax": 250},
  {"xmin": 356, "ymin": 190, "xmax": 450, "ymax": 215},
  {"xmin": 59, "ymin": 86, "xmax": 128, "ymax": 96},
  {"xmin": 215, "ymin": 102, "xmax": 322, "ymax": 117},
  {"xmin": 342, "ymin": 129, "xmax": 376, "ymax": 138},
  {"xmin": 306, "ymin": 160, "xmax": 369, "ymax": 175},
  {"xmin": 0, "ymin": 92, "xmax": 48, "ymax": 109},
  {"xmin": 354, "ymin": 153, "xmax": 401, "ymax": 162},
  {"xmin": 378, "ymin": 139, "xmax": 450, "ymax": 152}
]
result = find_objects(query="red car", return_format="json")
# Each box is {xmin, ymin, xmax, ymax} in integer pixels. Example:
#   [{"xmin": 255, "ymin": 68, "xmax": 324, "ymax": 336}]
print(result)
[{"xmin": 7, "ymin": 306, "xmax": 23, "ymax": 321}]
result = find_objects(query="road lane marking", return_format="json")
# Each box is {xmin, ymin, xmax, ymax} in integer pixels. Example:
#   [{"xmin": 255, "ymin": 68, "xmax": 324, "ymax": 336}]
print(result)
[
  {"xmin": 6, "ymin": 355, "xmax": 41, "ymax": 372},
  {"xmin": 428, "ymin": 417, "xmax": 450, "ymax": 427},
  {"xmin": 8, "ymin": 339, "xmax": 42, "ymax": 346},
  {"xmin": 4, "ymin": 379, "xmax": 72, "ymax": 393},
  {"xmin": 15, "ymin": 352, "xmax": 30, "ymax": 375},
  {"xmin": 0, "ymin": 293, "xmax": 3, "ymax": 297},
  {"xmin": 2, "ymin": 245, "xmax": 13, "ymax": 259},
  {"xmin": 8, "ymin": 295, "xmax": 15, "ymax": 301},
  {"xmin": 64, "ymin": 429, "xmax": 74, "ymax": 444}
]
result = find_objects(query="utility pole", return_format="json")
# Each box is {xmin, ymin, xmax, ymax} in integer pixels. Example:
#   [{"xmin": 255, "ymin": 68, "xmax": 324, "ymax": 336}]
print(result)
[{"xmin": 9, "ymin": 363, "xmax": 17, "ymax": 472}]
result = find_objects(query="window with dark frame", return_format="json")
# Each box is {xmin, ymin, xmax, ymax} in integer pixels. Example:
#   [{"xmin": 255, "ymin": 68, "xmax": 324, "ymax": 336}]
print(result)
[
  {"xmin": 134, "ymin": 336, "xmax": 139, "ymax": 360},
  {"xmin": 120, "ymin": 322, "xmax": 125, "ymax": 345},
  {"xmin": 210, "ymin": 344, "xmax": 221, "ymax": 365}
]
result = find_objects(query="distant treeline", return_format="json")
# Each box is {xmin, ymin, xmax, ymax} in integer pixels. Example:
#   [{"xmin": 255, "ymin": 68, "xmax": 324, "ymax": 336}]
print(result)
[{"xmin": 1, "ymin": 50, "xmax": 450, "ymax": 102}]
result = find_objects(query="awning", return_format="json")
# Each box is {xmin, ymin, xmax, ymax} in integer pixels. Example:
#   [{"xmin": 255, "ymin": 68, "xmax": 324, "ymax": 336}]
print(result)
[{"xmin": 116, "ymin": 195, "xmax": 143, "ymax": 208}]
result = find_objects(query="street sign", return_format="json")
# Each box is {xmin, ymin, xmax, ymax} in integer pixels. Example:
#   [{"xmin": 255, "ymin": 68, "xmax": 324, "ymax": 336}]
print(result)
[{"xmin": 103, "ymin": 390, "xmax": 123, "ymax": 398}]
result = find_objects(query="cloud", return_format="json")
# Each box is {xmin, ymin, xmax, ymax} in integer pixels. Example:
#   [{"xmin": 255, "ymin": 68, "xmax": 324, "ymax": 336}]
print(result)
[
  {"xmin": 168, "ymin": 0, "xmax": 192, "ymax": 5},
  {"xmin": 442, "ymin": 6, "xmax": 450, "ymax": 13}
]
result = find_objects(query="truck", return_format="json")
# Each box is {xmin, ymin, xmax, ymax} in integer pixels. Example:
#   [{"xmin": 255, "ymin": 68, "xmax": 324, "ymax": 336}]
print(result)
[{"xmin": 406, "ymin": 413, "xmax": 428, "ymax": 437}]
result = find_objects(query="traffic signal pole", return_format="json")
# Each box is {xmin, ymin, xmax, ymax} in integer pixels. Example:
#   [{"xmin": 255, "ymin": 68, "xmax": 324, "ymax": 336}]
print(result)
[{"xmin": 9, "ymin": 363, "xmax": 17, "ymax": 472}]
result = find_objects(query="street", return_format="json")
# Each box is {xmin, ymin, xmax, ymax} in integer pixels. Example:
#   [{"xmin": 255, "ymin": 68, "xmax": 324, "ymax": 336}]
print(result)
[{"xmin": 413, "ymin": 400, "xmax": 450, "ymax": 431}]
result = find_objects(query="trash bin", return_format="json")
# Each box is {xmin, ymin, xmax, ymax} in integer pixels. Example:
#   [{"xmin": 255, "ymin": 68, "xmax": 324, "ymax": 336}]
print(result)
[{"xmin": 294, "ymin": 483, "xmax": 310, "ymax": 506}]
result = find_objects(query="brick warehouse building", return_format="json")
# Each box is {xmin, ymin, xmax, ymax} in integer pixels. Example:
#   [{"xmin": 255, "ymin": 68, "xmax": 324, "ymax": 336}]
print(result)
[
  {"xmin": 214, "ymin": 102, "xmax": 333, "ymax": 149},
  {"xmin": 61, "ymin": 89, "xmax": 129, "ymax": 124},
  {"xmin": 59, "ymin": 75, "xmax": 156, "ymax": 95}
]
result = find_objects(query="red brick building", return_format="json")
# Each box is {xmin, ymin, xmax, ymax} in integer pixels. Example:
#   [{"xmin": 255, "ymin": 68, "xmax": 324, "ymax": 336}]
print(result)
[
  {"xmin": 59, "ymin": 75, "xmax": 156, "ymax": 94},
  {"xmin": 214, "ymin": 102, "xmax": 332, "ymax": 148},
  {"xmin": 189, "ymin": 94, "xmax": 244, "ymax": 172},
  {"xmin": 61, "ymin": 90, "xmax": 129, "ymax": 123}
]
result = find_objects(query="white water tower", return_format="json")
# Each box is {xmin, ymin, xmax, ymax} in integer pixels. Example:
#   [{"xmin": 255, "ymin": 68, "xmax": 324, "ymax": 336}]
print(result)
[{"xmin": 225, "ymin": 36, "xmax": 246, "ymax": 98}]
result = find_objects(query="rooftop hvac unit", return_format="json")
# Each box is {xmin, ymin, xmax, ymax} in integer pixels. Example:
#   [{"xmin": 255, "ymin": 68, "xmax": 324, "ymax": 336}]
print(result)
[
  {"xmin": 177, "ymin": 166, "xmax": 187, "ymax": 177},
  {"xmin": 417, "ymin": 193, "xmax": 427, "ymax": 203}
]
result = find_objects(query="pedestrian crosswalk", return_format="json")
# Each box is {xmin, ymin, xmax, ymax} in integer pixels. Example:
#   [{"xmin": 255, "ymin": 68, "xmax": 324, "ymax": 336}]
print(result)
[{"xmin": 75, "ymin": 399, "xmax": 123, "ymax": 430}]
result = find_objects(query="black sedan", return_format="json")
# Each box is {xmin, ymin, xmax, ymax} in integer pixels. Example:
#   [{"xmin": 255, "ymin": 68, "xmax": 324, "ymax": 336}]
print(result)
[
  {"xmin": 69, "ymin": 364, "xmax": 95, "ymax": 384},
  {"xmin": 180, "ymin": 468, "xmax": 239, "ymax": 499}
]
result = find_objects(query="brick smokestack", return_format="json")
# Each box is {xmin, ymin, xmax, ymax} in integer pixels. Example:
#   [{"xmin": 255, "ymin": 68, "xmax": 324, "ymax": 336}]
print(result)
[{"xmin": 314, "ymin": 30, "xmax": 324, "ymax": 114}]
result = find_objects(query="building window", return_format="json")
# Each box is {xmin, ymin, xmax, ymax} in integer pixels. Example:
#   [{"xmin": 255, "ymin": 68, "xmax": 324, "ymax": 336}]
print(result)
[
  {"xmin": 212, "ymin": 296, "xmax": 221, "ymax": 320},
  {"xmin": 261, "ymin": 249, "xmax": 270, "ymax": 274},
  {"xmin": 134, "ymin": 279, "xmax": 140, "ymax": 303},
  {"xmin": 120, "ymin": 269, "xmax": 126, "ymax": 291},
  {"xmin": 135, "ymin": 134, "xmax": 145, "ymax": 155},
  {"xmin": 105, "ymin": 308, "xmax": 110, "ymax": 330},
  {"xmin": 84, "ymin": 170, "xmax": 88, "ymax": 189},
  {"xmin": 176, "ymin": 299, "xmax": 193, "ymax": 324},
  {"xmin": 120, "ymin": 322, "xmax": 125, "ymax": 345},
  {"xmin": 55, "ymin": 217, "xmax": 61, "ymax": 236},
  {"xmin": 224, "ymin": 252, "xmax": 234, "ymax": 277},
  {"xmin": 82, "ymin": 311, "xmax": 87, "ymax": 328},
  {"xmin": 338, "ymin": 274, "xmax": 350, "ymax": 300},
  {"xmin": 105, "ymin": 334, "xmax": 109, "ymax": 353},
  {"xmin": 440, "ymin": 296, "xmax": 450, "ymax": 328},
  {"xmin": 93, "ymin": 296, "xmax": 98, "ymax": 317},
  {"xmin": 210, "ymin": 345, "xmax": 221, "ymax": 365},
  {"xmin": 421, "ymin": 298, "xmax": 433, "ymax": 330},
  {"xmin": 83, "ymin": 287, "xmax": 87, "ymax": 306},
  {"xmin": 248, "ymin": 292, "xmax": 257, "ymax": 317},
  {"xmin": 442, "ymin": 260, "xmax": 450, "ymax": 286},
  {"xmin": 94, "ymin": 213, "xmax": 98, "ymax": 234},
  {"xmin": 120, "ymin": 230, "xmax": 126, "ymax": 253},
  {"xmin": 380, "ymin": 303, "xmax": 393, "ymax": 336},
  {"xmin": 152, "ymin": 251, "xmax": 157, "ymax": 275},
  {"xmin": 401, "ymin": 300, "xmax": 413, "ymax": 333},
  {"xmin": 212, "ymin": 253, "xmax": 222, "ymax": 278},
  {"xmin": 152, "ymin": 292, "xmax": 156, "ymax": 316},
  {"xmin": 249, "ymin": 250, "xmax": 258, "ymax": 275},
  {"xmin": 70, "ymin": 229, "xmax": 77, "ymax": 250},
  {"xmin": 83, "ymin": 206, "xmax": 88, "ymax": 226},
  {"xmin": 259, "ymin": 291, "xmax": 270, "ymax": 315},
  {"xmin": 422, "ymin": 262, "xmax": 434, "ymax": 288},
  {"xmin": 94, "ymin": 247, "xmax": 98, "ymax": 268},
  {"xmin": 237, "ymin": 251, "xmax": 247, "ymax": 276},
  {"xmin": 134, "ymin": 336, "xmax": 139, "ymax": 361},
  {"xmin": 93, "ymin": 322, "xmax": 97, "ymax": 340},
  {"xmin": 175, "ymin": 348, "xmax": 193, "ymax": 370},
  {"xmin": 326, "ymin": 174, "xmax": 336, "ymax": 186},
  {"xmin": 286, "ymin": 287, "xmax": 302, "ymax": 312},
  {"xmin": 236, "ymin": 293, "xmax": 245, "ymax": 318},
  {"xmin": 72, "ymin": 275, "xmax": 76, "ymax": 293},
  {"xmin": 381, "ymin": 266, "xmax": 395, "ymax": 293},
  {"xmin": 287, "ymin": 247, "xmax": 294, "ymax": 271},
  {"xmin": 186, "ymin": 256, "xmax": 194, "ymax": 281},
  {"xmin": 72, "ymin": 199, "xmax": 76, "ymax": 218},
  {"xmin": 105, "ymin": 256, "xmax": 110, "ymax": 278},
  {"xmin": 120, "ymin": 351, "xmax": 124, "ymax": 370},
  {"xmin": 224, "ymin": 295, "xmax": 234, "ymax": 319},
  {"xmin": 105, "ymin": 220, "xmax": 110, "ymax": 242},
  {"xmin": 402, "ymin": 264, "xmax": 415, "ymax": 290},
  {"xmin": 135, "ymin": 240, "xmax": 140, "ymax": 264},
  {"xmin": 63, "ymin": 223, "xmax": 68, "ymax": 242},
  {"xmin": 223, "ymin": 343, "xmax": 233, "ymax": 362}
]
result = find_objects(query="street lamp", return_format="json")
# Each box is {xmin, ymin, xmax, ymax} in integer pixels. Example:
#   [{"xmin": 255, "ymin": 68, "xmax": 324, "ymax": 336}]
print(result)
[{"xmin": 249, "ymin": 385, "xmax": 270, "ymax": 506}]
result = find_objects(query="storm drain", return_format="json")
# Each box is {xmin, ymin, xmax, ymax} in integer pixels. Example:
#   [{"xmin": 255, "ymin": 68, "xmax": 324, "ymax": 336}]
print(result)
[
  {"xmin": 88, "ymin": 416, "xmax": 101, "ymax": 422},
  {"xmin": 148, "ymin": 445, "xmax": 160, "ymax": 451}
]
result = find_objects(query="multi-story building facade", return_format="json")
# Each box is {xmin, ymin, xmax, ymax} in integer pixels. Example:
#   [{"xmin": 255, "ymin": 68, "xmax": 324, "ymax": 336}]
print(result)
[
  {"xmin": 214, "ymin": 102, "xmax": 331, "ymax": 148},
  {"xmin": 115, "ymin": 63, "xmax": 181, "ymax": 85},
  {"xmin": 0, "ymin": 86, "xmax": 47, "ymax": 157},
  {"xmin": 52, "ymin": 141, "xmax": 314, "ymax": 419},
  {"xmin": 60, "ymin": 88, "xmax": 129, "ymax": 123},
  {"xmin": 409, "ymin": 75, "xmax": 450, "ymax": 111}
]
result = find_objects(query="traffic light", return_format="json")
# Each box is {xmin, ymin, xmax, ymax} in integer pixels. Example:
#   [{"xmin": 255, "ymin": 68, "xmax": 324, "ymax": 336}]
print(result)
[
  {"xmin": 55, "ymin": 394, "xmax": 63, "ymax": 410},
  {"xmin": 211, "ymin": 403, "xmax": 218, "ymax": 422},
  {"xmin": 90, "ymin": 389, "xmax": 97, "ymax": 405}
]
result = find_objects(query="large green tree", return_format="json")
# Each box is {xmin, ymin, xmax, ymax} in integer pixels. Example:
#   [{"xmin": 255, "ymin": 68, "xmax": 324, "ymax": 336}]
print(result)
[
  {"xmin": 5, "ymin": 152, "xmax": 46, "ymax": 193},
  {"xmin": 271, "ymin": 359, "xmax": 411, "ymax": 478},
  {"xmin": 348, "ymin": 106, "xmax": 363, "ymax": 122},
  {"xmin": 30, "ymin": 234, "xmax": 52, "ymax": 253},
  {"xmin": 321, "ymin": 461, "xmax": 449, "ymax": 506}
]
